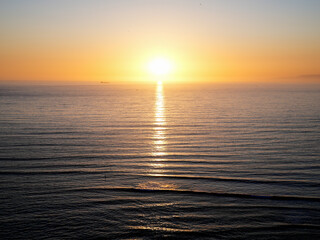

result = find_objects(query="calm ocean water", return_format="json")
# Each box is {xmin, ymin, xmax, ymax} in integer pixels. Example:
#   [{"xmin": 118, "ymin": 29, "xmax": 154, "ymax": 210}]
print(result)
[{"xmin": 0, "ymin": 83, "xmax": 319, "ymax": 239}]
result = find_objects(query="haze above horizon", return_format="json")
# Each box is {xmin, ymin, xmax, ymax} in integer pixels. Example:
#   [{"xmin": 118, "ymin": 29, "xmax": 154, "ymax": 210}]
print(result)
[{"xmin": 0, "ymin": 0, "xmax": 320, "ymax": 84}]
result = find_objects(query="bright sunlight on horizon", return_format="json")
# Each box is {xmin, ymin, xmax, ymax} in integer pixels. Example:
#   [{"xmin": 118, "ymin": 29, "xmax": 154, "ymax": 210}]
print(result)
[{"xmin": 147, "ymin": 58, "xmax": 174, "ymax": 81}]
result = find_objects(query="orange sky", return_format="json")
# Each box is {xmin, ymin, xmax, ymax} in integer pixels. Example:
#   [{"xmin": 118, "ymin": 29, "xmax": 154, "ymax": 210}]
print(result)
[{"xmin": 0, "ymin": 0, "xmax": 320, "ymax": 84}]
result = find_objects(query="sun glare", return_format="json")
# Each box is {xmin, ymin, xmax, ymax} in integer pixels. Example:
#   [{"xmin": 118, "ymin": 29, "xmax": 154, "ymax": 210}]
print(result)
[{"xmin": 148, "ymin": 58, "xmax": 173, "ymax": 76}]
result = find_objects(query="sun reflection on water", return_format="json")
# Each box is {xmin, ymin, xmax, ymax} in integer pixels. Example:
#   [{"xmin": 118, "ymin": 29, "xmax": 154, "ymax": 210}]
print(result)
[
  {"xmin": 152, "ymin": 81, "xmax": 167, "ymax": 158},
  {"xmin": 138, "ymin": 181, "xmax": 177, "ymax": 191},
  {"xmin": 133, "ymin": 80, "xmax": 180, "ymax": 194},
  {"xmin": 139, "ymin": 81, "xmax": 177, "ymax": 191},
  {"xmin": 148, "ymin": 81, "xmax": 167, "ymax": 175}
]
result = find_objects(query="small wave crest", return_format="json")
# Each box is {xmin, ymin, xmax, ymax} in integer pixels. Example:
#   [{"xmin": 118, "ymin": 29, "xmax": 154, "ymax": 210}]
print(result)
[{"xmin": 67, "ymin": 186, "xmax": 320, "ymax": 203}]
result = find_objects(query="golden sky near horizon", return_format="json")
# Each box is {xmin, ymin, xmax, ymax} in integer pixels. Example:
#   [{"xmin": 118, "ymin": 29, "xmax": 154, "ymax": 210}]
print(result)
[{"xmin": 0, "ymin": 0, "xmax": 320, "ymax": 83}]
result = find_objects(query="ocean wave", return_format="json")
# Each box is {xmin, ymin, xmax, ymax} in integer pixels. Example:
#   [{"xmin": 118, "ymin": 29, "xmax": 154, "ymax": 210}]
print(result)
[{"xmin": 66, "ymin": 186, "xmax": 320, "ymax": 203}]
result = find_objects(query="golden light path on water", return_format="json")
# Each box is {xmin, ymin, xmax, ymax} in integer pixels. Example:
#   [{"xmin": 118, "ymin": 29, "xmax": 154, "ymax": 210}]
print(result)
[
  {"xmin": 140, "ymin": 80, "xmax": 177, "ymax": 191},
  {"xmin": 153, "ymin": 81, "xmax": 166, "ymax": 157},
  {"xmin": 150, "ymin": 80, "xmax": 166, "ymax": 174}
]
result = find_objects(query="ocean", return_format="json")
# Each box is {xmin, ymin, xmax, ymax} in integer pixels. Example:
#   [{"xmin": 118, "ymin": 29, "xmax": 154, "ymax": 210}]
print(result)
[{"xmin": 0, "ymin": 82, "xmax": 319, "ymax": 239}]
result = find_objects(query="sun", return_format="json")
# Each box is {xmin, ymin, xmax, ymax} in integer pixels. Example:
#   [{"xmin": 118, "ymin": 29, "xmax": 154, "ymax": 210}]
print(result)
[{"xmin": 148, "ymin": 58, "xmax": 173, "ymax": 76}]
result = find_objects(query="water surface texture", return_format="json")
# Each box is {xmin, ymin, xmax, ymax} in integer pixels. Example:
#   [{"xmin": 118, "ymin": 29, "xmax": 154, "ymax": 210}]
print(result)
[{"xmin": 0, "ymin": 83, "xmax": 320, "ymax": 239}]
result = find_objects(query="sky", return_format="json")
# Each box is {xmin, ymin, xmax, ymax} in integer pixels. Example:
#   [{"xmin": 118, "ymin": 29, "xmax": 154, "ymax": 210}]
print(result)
[{"xmin": 0, "ymin": 0, "xmax": 320, "ymax": 83}]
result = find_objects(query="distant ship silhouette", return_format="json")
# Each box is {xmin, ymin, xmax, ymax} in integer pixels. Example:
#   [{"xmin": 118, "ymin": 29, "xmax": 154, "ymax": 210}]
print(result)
[{"xmin": 100, "ymin": 81, "xmax": 109, "ymax": 84}]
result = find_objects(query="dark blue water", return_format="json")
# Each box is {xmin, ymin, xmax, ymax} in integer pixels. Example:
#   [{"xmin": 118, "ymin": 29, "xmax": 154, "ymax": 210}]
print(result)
[{"xmin": 0, "ymin": 83, "xmax": 320, "ymax": 239}]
